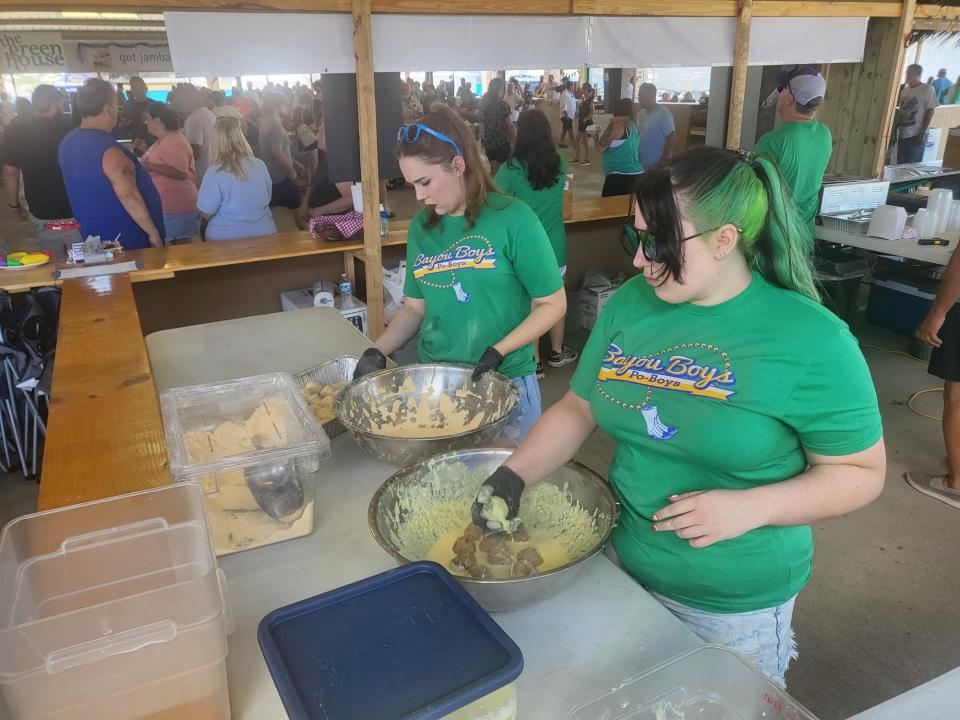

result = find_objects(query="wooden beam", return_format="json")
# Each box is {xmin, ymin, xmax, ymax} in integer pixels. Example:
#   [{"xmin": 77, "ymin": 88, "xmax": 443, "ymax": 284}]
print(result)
[
  {"xmin": 915, "ymin": 3, "xmax": 960, "ymax": 19},
  {"xmin": 873, "ymin": 0, "xmax": 916, "ymax": 178},
  {"xmin": 726, "ymin": 0, "xmax": 753, "ymax": 150},
  {"xmin": 754, "ymin": 1, "xmax": 900, "ymax": 16},
  {"xmin": 352, "ymin": 0, "xmax": 385, "ymax": 340},
  {"xmin": 11, "ymin": 0, "xmax": 903, "ymax": 14},
  {"xmin": 913, "ymin": 18, "xmax": 960, "ymax": 30}
]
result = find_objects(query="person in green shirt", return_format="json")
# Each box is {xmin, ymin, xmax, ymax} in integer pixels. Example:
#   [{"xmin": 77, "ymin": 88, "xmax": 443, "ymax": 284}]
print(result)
[
  {"xmin": 472, "ymin": 146, "xmax": 885, "ymax": 686},
  {"xmin": 596, "ymin": 98, "xmax": 644, "ymax": 197},
  {"xmin": 354, "ymin": 104, "xmax": 566, "ymax": 443},
  {"xmin": 495, "ymin": 109, "xmax": 578, "ymax": 377},
  {"xmin": 753, "ymin": 69, "xmax": 831, "ymax": 237}
]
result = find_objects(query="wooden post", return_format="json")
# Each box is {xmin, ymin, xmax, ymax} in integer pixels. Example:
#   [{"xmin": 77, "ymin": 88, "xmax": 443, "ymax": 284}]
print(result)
[
  {"xmin": 352, "ymin": 0, "xmax": 385, "ymax": 339},
  {"xmin": 726, "ymin": 0, "xmax": 753, "ymax": 149},
  {"xmin": 872, "ymin": 0, "xmax": 916, "ymax": 177}
]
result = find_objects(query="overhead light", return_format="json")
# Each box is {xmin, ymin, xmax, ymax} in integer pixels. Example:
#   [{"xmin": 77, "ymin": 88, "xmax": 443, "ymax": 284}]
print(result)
[{"xmin": 101, "ymin": 12, "xmax": 139, "ymax": 20}]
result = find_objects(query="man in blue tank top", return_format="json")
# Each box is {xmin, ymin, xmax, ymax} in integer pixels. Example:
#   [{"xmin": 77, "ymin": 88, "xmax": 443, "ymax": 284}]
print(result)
[{"xmin": 58, "ymin": 78, "xmax": 164, "ymax": 250}]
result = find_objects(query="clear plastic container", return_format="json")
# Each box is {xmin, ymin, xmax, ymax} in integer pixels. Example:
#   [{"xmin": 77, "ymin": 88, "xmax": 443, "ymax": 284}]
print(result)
[
  {"xmin": 293, "ymin": 355, "xmax": 358, "ymax": 440},
  {"xmin": 160, "ymin": 372, "xmax": 331, "ymax": 556},
  {"xmin": 0, "ymin": 483, "xmax": 233, "ymax": 720},
  {"xmin": 567, "ymin": 645, "xmax": 819, "ymax": 720}
]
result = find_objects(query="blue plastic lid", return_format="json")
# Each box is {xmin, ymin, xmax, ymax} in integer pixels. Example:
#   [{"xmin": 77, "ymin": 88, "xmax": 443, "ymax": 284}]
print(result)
[{"xmin": 258, "ymin": 561, "xmax": 524, "ymax": 720}]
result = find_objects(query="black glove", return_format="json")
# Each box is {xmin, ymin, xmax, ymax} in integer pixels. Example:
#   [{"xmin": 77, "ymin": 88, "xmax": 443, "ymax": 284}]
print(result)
[
  {"xmin": 471, "ymin": 346, "xmax": 504, "ymax": 381},
  {"xmin": 353, "ymin": 348, "xmax": 387, "ymax": 379},
  {"xmin": 471, "ymin": 465, "xmax": 526, "ymax": 532}
]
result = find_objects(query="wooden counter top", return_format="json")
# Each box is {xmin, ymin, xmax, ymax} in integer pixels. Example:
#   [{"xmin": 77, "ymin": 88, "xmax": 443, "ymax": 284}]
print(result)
[
  {"xmin": 0, "ymin": 199, "xmax": 626, "ymax": 295},
  {"xmin": 37, "ymin": 275, "xmax": 170, "ymax": 510}
]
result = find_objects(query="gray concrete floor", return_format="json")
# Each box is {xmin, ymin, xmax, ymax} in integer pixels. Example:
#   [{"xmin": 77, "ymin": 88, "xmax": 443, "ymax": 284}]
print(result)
[{"xmin": 0, "ymin": 183, "xmax": 956, "ymax": 719}]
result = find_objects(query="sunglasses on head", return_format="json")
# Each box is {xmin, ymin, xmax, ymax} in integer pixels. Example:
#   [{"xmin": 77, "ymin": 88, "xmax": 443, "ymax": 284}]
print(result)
[
  {"xmin": 397, "ymin": 123, "xmax": 463, "ymax": 157},
  {"xmin": 621, "ymin": 222, "xmax": 724, "ymax": 263}
]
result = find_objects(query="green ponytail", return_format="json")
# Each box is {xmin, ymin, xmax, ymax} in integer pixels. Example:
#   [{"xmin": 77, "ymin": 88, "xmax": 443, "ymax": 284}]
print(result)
[{"xmin": 634, "ymin": 146, "xmax": 819, "ymax": 302}]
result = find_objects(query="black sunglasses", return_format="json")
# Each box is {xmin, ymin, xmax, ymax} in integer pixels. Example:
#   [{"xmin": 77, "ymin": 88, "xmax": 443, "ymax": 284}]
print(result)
[{"xmin": 621, "ymin": 222, "xmax": 723, "ymax": 263}]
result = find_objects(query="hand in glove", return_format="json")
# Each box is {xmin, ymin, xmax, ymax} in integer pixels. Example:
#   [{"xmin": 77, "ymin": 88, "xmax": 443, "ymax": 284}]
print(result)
[
  {"xmin": 353, "ymin": 348, "xmax": 387, "ymax": 379},
  {"xmin": 471, "ymin": 346, "xmax": 504, "ymax": 381},
  {"xmin": 471, "ymin": 465, "xmax": 526, "ymax": 533}
]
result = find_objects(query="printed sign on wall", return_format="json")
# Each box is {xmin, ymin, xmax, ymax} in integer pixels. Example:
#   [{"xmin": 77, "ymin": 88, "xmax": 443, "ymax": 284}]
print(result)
[{"xmin": 0, "ymin": 32, "xmax": 67, "ymax": 73}]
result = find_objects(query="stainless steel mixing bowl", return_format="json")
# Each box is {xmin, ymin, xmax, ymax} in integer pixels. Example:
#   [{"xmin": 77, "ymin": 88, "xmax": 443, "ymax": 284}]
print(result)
[
  {"xmin": 335, "ymin": 364, "xmax": 520, "ymax": 467},
  {"xmin": 368, "ymin": 448, "xmax": 619, "ymax": 612}
]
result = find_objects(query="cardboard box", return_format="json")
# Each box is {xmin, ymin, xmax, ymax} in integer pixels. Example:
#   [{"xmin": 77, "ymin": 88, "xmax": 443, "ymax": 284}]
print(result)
[
  {"xmin": 579, "ymin": 285, "xmax": 620, "ymax": 330},
  {"xmin": 280, "ymin": 288, "xmax": 369, "ymax": 336}
]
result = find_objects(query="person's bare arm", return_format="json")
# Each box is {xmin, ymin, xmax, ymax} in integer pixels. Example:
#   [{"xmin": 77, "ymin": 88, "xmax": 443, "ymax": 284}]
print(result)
[
  {"xmin": 651, "ymin": 439, "xmax": 886, "ymax": 548},
  {"xmin": 503, "ymin": 390, "xmax": 597, "ymax": 484},
  {"xmin": 914, "ymin": 107, "xmax": 936, "ymax": 145},
  {"xmin": 271, "ymin": 144, "xmax": 297, "ymax": 180},
  {"xmin": 101, "ymin": 147, "xmax": 162, "ymax": 247},
  {"xmin": 2, "ymin": 165, "xmax": 27, "ymax": 221},
  {"xmin": 306, "ymin": 182, "xmax": 354, "ymax": 217},
  {"xmin": 505, "ymin": 116, "xmax": 517, "ymax": 146},
  {"xmin": 596, "ymin": 118, "xmax": 619, "ymax": 151},
  {"xmin": 662, "ymin": 131, "xmax": 676, "ymax": 160},
  {"xmin": 371, "ymin": 298, "xmax": 426, "ymax": 355},
  {"xmin": 140, "ymin": 158, "xmax": 187, "ymax": 180},
  {"xmin": 492, "ymin": 288, "xmax": 566, "ymax": 357},
  {"xmin": 918, "ymin": 245, "xmax": 960, "ymax": 347},
  {"xmin": 190, "ymin": 143, "xmax": 202, "ymax": 163}
]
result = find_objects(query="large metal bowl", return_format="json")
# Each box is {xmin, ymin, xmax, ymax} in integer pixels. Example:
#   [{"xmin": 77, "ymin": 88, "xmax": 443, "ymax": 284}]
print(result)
[
  {"xmin": 368, "ymin": 448, "xmax": 619, "ymax": 612},
  {"xmin": 335, "ymin": 364, "xmax": 520, "ymax": 467}
]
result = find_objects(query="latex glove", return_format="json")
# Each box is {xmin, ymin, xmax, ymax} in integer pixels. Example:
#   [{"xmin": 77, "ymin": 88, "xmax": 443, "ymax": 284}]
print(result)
[
  {"xmin": 471, "ymin": 346, "xmax": 503, "ymax": 381},
  {"xmin": 650, "ymin": 489, "xmax": 766, "ymax": 549},
  {"xmin": 353, "ymin": 348, "xmax": 387, "ymax": 379},
  {"xmin": 471, "ymin": 465, "xmax": 525, "ymax": 533}
]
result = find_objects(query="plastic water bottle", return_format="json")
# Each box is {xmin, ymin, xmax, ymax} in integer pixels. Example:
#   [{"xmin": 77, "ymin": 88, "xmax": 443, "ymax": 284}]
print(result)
[
  {"xmin": 338, "ymin": 273, "xmax": 354, "ymax": 309},
  {"xmin": 379, "ymin": 204, "xmax": 389, "ymax": 236}
]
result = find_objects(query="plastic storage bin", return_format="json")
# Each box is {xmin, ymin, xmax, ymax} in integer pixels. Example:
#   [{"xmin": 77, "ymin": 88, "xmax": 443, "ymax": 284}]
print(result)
[
  {"xmin": 567, "ymin": 644, "xmax": 818, "ymax": 720},
  {"xmin": 160, "ymin": 372, "xmax": 331, "ymax": 556},
  {"xmin": 293, "ymin": 355, "xmax": 358, "ymax": 440},
  {"xmin": 0, "ymin": 482, "xmax": 232, "ymax": 720},
  {"xmin": 258, "ymin": 561, "xmax": 523, "ymax": 720}
]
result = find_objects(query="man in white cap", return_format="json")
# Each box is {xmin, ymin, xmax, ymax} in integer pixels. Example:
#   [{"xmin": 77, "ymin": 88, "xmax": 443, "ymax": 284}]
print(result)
[{"xmin": 753, "ymin": 67, "xmax": 830, "ymax": 234}]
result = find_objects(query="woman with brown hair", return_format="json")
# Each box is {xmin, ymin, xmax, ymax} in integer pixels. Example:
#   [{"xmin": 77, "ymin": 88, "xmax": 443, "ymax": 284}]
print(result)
[
  {"xmin": 353, "ymin": 104, "xmax": 566, "ymax": 443},
  {"xmin": 479, "ymin": 76, "xmax": 516, "ymax": 175}
]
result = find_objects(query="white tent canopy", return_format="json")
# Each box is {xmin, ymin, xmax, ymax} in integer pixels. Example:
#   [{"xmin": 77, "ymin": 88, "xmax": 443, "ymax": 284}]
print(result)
[{"xmin": 165, "ymin": 11, "xmax": 868, "ymax": 76}]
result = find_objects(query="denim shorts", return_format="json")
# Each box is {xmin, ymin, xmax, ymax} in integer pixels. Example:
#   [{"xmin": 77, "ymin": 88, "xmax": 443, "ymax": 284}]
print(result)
[
  {"xmin": 650, "ymin": 591, "xmax": 798, "ymax": 688},
  {"xmin": 604, "ymin": 545, "xmax": 798, "ymax": 687},
  {"xmin": 163, "ymin": 211, "xmax": 200, "ymax": 242},
  {"xmin": 499, "ymin": 373, "xmax": 542, "ymax": 444}
]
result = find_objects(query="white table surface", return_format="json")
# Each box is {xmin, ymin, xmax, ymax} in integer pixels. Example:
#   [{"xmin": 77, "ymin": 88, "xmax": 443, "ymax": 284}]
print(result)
[
  {"xmin": 145, "ymin": 308, "xmax": 702, "ymax": 719},
  {"xmin": 815, "ymin": 226, "xmax": 953, "ymax": 266}
]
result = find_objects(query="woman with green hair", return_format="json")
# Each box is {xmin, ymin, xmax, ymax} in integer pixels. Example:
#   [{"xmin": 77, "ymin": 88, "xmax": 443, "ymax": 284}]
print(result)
[{"xmin": 471, "ymin": 146, "xmax": 885, "ymax": 687}]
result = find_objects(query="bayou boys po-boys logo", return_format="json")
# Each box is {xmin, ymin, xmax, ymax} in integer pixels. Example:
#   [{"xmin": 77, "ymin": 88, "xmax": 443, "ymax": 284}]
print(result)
[
  {"xmin": 412, "ymin": 234, "xmax": 497, "ymax": 304},
  {"xmin": 597, "ymin": 343, "xmax": 737, "ymax": 441}
]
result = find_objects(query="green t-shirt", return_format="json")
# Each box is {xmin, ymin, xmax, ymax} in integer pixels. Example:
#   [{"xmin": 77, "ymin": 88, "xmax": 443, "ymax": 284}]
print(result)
[
  {"xmin": 404, "ymin": 194, "xmax": 563, "ymax": 379},
  {"xmin": 495, "ymin": 154, "xmax": 568, "ymax": 268},
  {"xmin": 570, "ymin": 273, "xmax": 882, "ymax": 613},
  {"xmin": 753, "ymin": 120, "xmax": 832, "ymax": 233}
]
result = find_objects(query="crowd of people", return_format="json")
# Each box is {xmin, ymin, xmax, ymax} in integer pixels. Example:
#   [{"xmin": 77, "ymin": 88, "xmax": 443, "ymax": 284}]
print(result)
[{"xmin": 0, "ymin": 76, "xmax": 332, "ymax": 252}]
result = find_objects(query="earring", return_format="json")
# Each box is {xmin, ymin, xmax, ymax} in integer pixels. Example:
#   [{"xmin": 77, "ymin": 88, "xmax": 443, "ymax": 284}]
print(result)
[{"xmin": 715, "ymin": 253, "xmax": 726, "ymax": 261}]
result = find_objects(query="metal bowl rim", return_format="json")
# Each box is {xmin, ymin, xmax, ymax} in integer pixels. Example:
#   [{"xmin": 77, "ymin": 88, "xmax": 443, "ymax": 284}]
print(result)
[
  {"xmin": 367, "ymin": 448, "xmax": 620, "ymax": 585},
  {"xmin": 335, "ymin": 363, "xmax": 521, "ymax": 442}
]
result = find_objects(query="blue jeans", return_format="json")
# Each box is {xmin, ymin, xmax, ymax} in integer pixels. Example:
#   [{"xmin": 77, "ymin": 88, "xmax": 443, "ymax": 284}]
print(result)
[
  {"xmin": 897, "ymin": 134, "xmax": 925, "ymax": 164},
  {"xmin": 163, "ymin": 211, "xmax": 200, "ymax": 242},
  {"xmin": 499, "ymin": 373, "xmax": 542, "ymax": 444}
]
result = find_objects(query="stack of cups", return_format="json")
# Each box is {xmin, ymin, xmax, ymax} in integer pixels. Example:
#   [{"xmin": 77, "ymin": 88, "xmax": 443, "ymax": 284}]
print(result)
[
  {"xmin": 928, "ymin": 189, "xmax": 954, "ymax": 239},
  {"xmin": 914, "ymin": 208, "xmax": 933, "ymax": 239},
  {"xmin": 948, "ymin": 200, "xmax": 960, "ymax": 243}
]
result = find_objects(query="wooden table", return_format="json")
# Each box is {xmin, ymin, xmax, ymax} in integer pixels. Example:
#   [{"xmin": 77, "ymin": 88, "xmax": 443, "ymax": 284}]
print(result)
[
  {"xmin": 25, "ymin": 196, "xmax": 631, "ymax": 511},
  {"xmin": 815, "ymin": 226, "xmax": 954, "ymax": 265}
]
